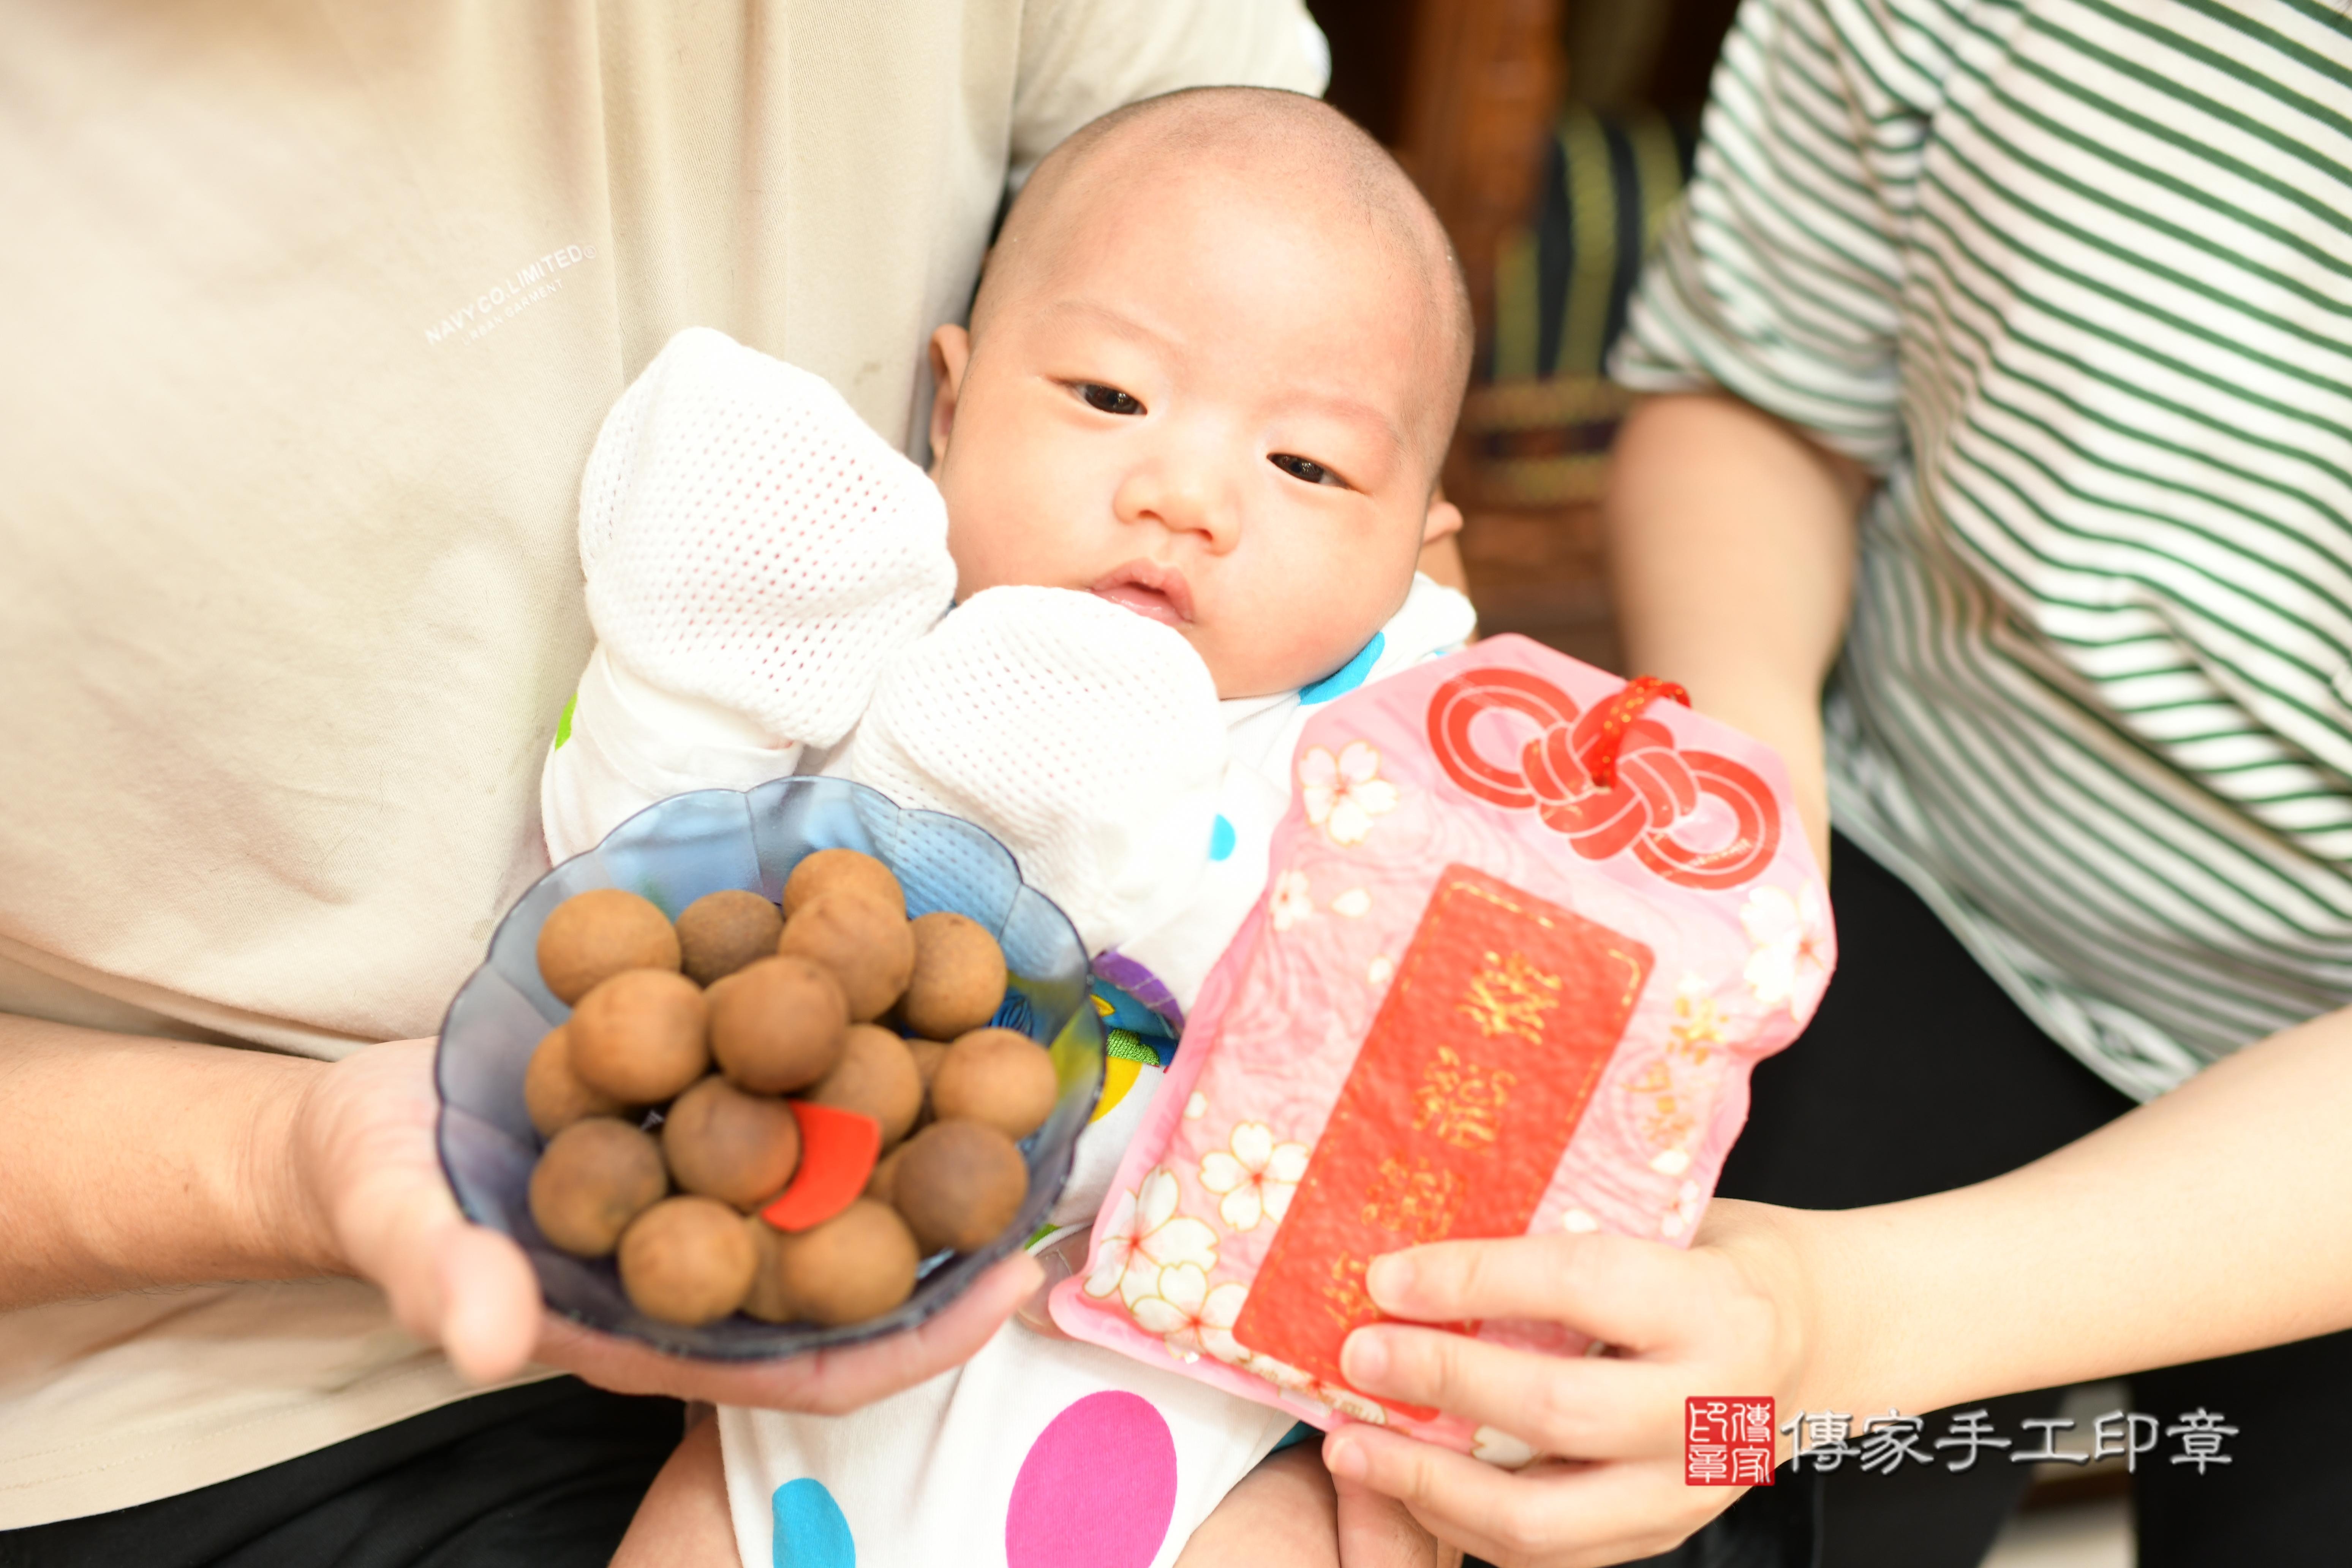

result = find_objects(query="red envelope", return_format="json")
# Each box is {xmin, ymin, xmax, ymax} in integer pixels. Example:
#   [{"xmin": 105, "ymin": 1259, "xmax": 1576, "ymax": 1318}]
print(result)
[{"xmin": 1231, "ymin": 865, "xmax": 1652, "ymax": 1395}]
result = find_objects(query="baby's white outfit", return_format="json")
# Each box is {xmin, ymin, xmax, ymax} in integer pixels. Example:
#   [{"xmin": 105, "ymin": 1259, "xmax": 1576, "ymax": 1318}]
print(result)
[{"xmin": 542, "ymin": 328, "xmax": 1473, "ymax": 1568}]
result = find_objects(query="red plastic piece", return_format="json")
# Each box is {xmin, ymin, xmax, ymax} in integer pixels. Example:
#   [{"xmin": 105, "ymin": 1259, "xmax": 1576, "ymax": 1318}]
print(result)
[{"xmin": 760, "ymin": 1102, "xmax": 882, "ymax": 1233}]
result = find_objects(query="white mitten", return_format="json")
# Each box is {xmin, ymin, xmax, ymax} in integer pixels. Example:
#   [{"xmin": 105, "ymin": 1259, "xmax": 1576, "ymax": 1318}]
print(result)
[
  {"xmin": 543, "ymin": 328, "xmax": 958, "ymax": 860},
  {"xmin": 835, "ymin": 587, "xmax": 1226, "ymax": 957},
  {"xmin": 583, "ymin": 326, "xmax": 955, "ymax": 744}
]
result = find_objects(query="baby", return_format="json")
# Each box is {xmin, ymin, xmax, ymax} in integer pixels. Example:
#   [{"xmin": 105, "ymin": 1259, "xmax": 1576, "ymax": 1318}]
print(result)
[{"xmin": 547, "ymin": 88, "xmax": 1475, "ymax": 1567}]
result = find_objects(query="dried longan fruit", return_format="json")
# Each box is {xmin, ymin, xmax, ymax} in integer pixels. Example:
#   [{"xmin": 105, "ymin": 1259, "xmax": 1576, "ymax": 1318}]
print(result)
[
  {"xmin": 891, "ymin": 1119, "xmax": 1029, "ymax": 1255},
  {"xmin": 529, "ymin": 1117, "xmax": 668, "ymax": 1257},
  {"xmin": 901, "ymin": 912, "xmax": 1008, "ymax": 1040},
  {"xmin": 904, "ymin": 1037, "xmax": 950, "ymax": 1134},
  {"xmin": 929, "ymin": 1027, "xmax": 1059, "ymax": 1141},
  {"xmin": 765, "ymin": 1198, "xmax": 921, "ymax": 1326},
  {"xmin": 906, "ymin": 1038, "xmax": 951, "ymax": 1092},
  {"xmin": 783, "ymin": 848, "xmax": 904, "ymax": 918},
  {"xmin": 740, "ymin": 1217, "xmax": 799, "ymax": 1323},
  {"xmin": 778, "ymin": 892, "xmax": 915, "ymax": 1022},
  {"xmin": 567, "ymin": 968, "xmax": 710, "ymax": 1104},
  {"xmin": 864, "ymin": 1143, "xmax": 909, "ymax": 1208},
  {"xmin": 708, "ymin": 955, "xmax": 849, "ymax": 1094},
  {"xmin": 803, "ymin": 1024, "xmax": 925, "ymax": 1147},
  {"xmin": 536, "ymin": 888, "xmax": 681, "ymax": 1004},
  {"xmin": 676, "ymin": 889, "xmax": 784, "ymax": 986},
  {"xmin": 618, "ymin": 1196, "xmax": 758, "ymax": 1326},
  {"xmin": 661, "ymin": 1075, "xmax": 802, "ymax": 1211},
  {"xmin": 524, "ymin": 1023, "xmax": 626, "ymax": 1138}
]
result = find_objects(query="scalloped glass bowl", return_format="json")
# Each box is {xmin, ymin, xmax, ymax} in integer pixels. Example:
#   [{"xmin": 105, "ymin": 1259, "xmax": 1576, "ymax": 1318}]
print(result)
[{"xmin": 435, "ymin": 777, "xmax": 1103, "ymax": 1360}]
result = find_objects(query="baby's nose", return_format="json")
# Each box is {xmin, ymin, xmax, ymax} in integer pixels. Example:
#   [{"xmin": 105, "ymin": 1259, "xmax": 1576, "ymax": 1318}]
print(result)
[{"xmin": 1113, "ymin": 455, "xmax": 1238, "ymax": 547}]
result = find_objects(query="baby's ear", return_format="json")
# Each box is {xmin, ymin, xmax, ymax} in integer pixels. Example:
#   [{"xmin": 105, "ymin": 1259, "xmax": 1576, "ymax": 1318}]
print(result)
[
  {"xmin": 1420, "ymin": 484, "xmax": 1464, "ymax": 546},
  {"xmin": 927, "ymin": 325, "xmax": 973, "ymax": 476}
]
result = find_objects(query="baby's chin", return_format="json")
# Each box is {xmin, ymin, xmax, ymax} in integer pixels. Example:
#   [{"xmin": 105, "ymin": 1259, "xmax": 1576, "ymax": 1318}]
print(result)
[
  {"xmin": 1197, "ymin": 634, "xmax": 1380, "ymax": 703},
  {"xmin": 947, "ymin": 563, "xmax": 1372, "ymax": 701},
  {"xmin": 1073, "ymin": 597, "xmax": 1386, "ymax": 701}
]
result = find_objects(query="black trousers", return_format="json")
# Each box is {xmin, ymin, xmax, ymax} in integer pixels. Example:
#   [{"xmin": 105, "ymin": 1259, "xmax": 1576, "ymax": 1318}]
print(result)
[
  {"xmin": 0, "ymin": 1378, "xmax": 680, "ymax": 1568},
  {"xmin": 1628, "ymin": 834, "xmax": 2352, "ymax": 1568}
]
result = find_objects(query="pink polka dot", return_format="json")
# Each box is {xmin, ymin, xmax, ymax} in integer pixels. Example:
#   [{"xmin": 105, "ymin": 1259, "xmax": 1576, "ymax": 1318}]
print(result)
[{"xmin": 1004, "ymin": 1392, "xmax": 1177, "ymax": 1568}]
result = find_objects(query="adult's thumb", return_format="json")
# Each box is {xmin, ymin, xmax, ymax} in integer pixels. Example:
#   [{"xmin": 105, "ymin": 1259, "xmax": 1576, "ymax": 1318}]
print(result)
[{"xmin": 434, "ymin": 1221, "xmax": 543, "ymax": 1384}]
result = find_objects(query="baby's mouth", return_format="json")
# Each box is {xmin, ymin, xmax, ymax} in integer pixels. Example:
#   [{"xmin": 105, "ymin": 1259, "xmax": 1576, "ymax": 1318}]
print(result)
[{"xmin": 1090, "ymin": 560, "xmax": 1195, "ymax": 628}]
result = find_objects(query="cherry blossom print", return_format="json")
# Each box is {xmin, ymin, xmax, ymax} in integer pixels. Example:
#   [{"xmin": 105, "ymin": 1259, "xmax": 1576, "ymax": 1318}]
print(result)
[
  {"xmin": 1128, "ymin": 1263, "xmax": 1249, "ymax": 1363},
  {"xmin": 1084, "ymin": 1167, "xmax": 1218, "ymax": 1305},
  {"xmin": 1197, "ymin": 1121, "xmax": 1309, "ymax": 1231},
  {"xmin": 1659, "ymin": 1178, "xmax": 1704, "ymax": 1239},
  {"xmin": 1740, "ymin": 882, "xmax": 1831, "ymax": 1017},
  {"xmin": 1314, "ymin": 1384, "xmax": 1390, "ymax": 1424},
  {"xmin": 1241, "ymin": 1350, "xmax": 1317, "ymax": 1392},
  {"xmin": 1271, "ymin": 870, "xmax": 1315, "ymax": 933},
  {"xmin": 1299, "ymin": 741, "xmax": 1399, "ymax": 847}
]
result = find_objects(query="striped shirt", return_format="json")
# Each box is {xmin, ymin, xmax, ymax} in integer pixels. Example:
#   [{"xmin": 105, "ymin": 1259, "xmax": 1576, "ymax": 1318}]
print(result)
[{"xmin": 1614, "ymin": 0, "xmax": 2352, "ymax": 1099}]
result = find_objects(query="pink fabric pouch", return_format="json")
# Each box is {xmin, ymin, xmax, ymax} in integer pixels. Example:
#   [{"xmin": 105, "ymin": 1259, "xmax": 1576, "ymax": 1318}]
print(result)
[{"xmin": 1049, "ymin": 635, "xmax": 1834, "ymax": 1456}]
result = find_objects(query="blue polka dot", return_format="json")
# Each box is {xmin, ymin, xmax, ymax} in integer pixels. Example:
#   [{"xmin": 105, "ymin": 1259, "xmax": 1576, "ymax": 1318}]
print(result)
[
  {"xmin": 773, "ymin": 1478, "xmax": 854, "ymax": 1568},
  {"xmin": 1299, "ymin": 631, "xmax": 1383, "ymax": 704},
  {"xmin": 1209, "ymin": 815, "xmax": 1236, "ymax": 861}
]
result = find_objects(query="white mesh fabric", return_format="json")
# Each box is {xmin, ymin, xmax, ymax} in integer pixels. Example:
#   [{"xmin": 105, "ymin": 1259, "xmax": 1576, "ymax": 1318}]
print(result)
[
  {"xmin": 579, "ymin": 327, "xmax": 956, "ymax": 748},
  {"xmin": 836, "ymin": 586, "xmax": 1228, "ymax": 956},
  {"xmin": 576, "ymin": 352, "xmax": 655, "ymax": 579},
  {"xmin": 541, "ymin": 645, "xmax": 805, "ymax": 863}
]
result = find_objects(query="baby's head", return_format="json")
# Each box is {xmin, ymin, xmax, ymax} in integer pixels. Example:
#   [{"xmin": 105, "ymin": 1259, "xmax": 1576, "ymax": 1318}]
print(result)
[{"xmin": 927, "ymin": 88, "xmax": 1471, "ymax": 701}]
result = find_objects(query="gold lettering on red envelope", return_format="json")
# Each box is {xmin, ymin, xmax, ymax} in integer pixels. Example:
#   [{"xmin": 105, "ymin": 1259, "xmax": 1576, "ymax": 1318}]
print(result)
[{"xmin": 1232, "ymin": 865, "xmax": 1653, "ymax": 1399}]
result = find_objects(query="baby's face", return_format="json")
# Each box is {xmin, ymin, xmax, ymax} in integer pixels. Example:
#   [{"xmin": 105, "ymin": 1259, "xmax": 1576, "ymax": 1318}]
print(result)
[{"xmin": 927, "ymin": 161, "xmax": 1461, "ymax": 701}]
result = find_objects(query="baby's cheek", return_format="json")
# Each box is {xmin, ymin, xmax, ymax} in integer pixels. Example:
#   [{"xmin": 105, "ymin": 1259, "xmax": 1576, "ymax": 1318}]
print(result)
[
  {"xmin": 942, "ymin": 514, "xmax": 1013, "ymax": 600},
  {"xmin": 1206, "ymin": 614, "xmax": 1369, "ymax": 701},
  {"xmin": 946, "ymin": 502, "xmax": 1073, "ymax": 600},
  {"xmin": 1267, "ymin": 574, "xmax": 1405, "ymax": 691}
]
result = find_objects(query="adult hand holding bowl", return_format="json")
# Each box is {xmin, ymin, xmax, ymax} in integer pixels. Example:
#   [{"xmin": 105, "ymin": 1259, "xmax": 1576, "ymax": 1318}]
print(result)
[{"xmin": 294, "ymin": 1035, "xmax": 1041, "ymax": 1410}]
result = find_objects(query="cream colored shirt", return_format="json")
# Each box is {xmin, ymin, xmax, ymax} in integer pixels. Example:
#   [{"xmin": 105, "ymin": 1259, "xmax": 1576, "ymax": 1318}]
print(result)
[{"xmin": 0, "ymin": 0, "xmax": 1325, "ymax": 1526}]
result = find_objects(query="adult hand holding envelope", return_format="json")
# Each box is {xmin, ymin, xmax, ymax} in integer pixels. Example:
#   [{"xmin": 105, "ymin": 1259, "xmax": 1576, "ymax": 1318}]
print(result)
[
  {"xmin": 1325, "ymin": 998, "xmax": 2352, "ymax": 1566},
  {"xmin": 1318, "ymin": 1214, "xmax": 1806, "ymax": 1568}
]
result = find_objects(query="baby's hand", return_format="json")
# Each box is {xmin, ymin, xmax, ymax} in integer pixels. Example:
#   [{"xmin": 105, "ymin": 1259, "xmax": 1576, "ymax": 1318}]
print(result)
[
  {"xmin": 579, "ymin": 327, "xmax": 956, "ymax": 751},
  {"xmin": 836, "ymin": 585, "xmax": 1226, "ymax": 955}
]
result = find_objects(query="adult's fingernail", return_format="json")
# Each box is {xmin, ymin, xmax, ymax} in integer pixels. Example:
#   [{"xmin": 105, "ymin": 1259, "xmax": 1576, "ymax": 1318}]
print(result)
[
  {"xmin": 1342, "ymin": 1329, "xmax": 1389, "ymax": 1386},
  {"xmin": 1366, "ymin": 1251, "xmax": 1415, "ymax": 1307},
  {"xmin": 1326, "ymin": 1433, "xmax": 1368, "ymax": 1481}
]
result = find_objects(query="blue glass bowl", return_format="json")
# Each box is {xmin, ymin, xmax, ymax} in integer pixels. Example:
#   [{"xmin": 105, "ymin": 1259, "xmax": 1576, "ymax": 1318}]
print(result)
[{"xmin": 435, "ymin": 777, "xmax": 1104, "ymax": 1360}]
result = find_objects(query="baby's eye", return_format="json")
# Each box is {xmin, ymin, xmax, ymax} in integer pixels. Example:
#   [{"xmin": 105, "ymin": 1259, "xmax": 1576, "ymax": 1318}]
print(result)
[
  {"xmin": 1078, "ymin": 383, "xmax": 1144, "ymax": 416},
  {"xmin": 1269, "ymin": 453, "xmax": 1341, "ymax": 487}
]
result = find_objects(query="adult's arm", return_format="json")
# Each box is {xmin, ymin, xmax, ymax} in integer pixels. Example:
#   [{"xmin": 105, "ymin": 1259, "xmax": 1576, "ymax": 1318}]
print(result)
[
  {"xmin": 1606, "ymin": 391, "xmax": 1868, "ymax": 866},
  {"xmin": 0, "ymin": 1016, "xmax": 1036, "ymax": 1410},
  {"xmin": 1317, "ymin": 998, "xmax": 2352, "ymax": 1566}
]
